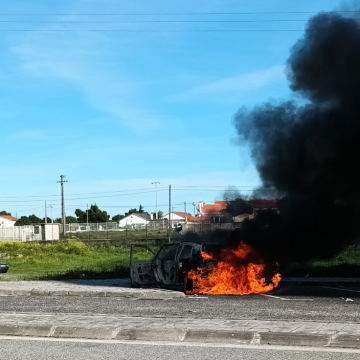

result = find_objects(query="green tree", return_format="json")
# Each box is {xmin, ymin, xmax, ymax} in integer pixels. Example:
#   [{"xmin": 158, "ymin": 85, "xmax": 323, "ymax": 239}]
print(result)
[
  {"xmin": 53, "ymin": 216, "xmax": 77, "ymax": 224},
  {"xmin": 112, "ymin": 214, "xmax": 124, "ymax": 222},
  {"xmin": 15, "ymin": 216, "xmax": 32, "ymax": 226},
  {"xmin": 29, "ymin": 214, "xmax": 42, "ymax": 223},
  {"xmin": 0, "ymin": 210, "xmax": 11, "ymax": 216},
  {"xmin": 151, "ymin": 210, "xmax": 164, "ymax": 219},
  {"xmin": 75, "ymin": 205, "xmax": 110, "ymax": 223},
  {"xmin": 15, "ymin": 214, "xmax": 42, "ymax": 226},
  {"xmin": 124, "ymin": 205, "xmax": 149, "ymax": 217},
  {"xmin": 124, "ymin": 208, "xmax": 137, "ymax": 217}
]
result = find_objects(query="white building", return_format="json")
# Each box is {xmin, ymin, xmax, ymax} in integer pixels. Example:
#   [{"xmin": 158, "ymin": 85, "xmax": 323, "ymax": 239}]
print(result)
[
  {"xmin": 119, "ymin": 213, "xmax": 151, "ymax": 228},
  {"xmin": 162, "ymin": 212, "xmax": 188, "ymax": 222},
  {"xmin": 0, "ymin": 215, "xmax": 19, "ymax": 228},
  {"xmin": 32, "ymin": 224, "xmax": 60, "ymax": 241},
  {"xmin": 0, "ymin": 224, "xmax": 60, "ymax": 241}
]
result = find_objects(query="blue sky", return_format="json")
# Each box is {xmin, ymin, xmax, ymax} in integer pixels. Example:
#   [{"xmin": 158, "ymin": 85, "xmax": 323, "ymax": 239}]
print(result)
[{"xmin": 0, "ymin": 0, "xmax": 343, "ymax": 220}]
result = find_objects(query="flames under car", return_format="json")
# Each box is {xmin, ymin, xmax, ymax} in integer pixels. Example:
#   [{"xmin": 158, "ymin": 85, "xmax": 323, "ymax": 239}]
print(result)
[{"xmin": 130, "ymin": 242, "xmax": 215, "ymax": 293}]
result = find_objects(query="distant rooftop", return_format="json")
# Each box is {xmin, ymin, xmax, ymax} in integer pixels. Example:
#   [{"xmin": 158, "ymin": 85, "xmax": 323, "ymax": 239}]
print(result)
[{"xmin": 0, "ymin": 215, "xmax": 19, "ymax": 222}]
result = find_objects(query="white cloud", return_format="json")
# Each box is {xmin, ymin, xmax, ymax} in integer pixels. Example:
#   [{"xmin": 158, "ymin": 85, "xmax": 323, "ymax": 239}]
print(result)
[
  {"xmin": 170, "ymin": 65, "xmax": 285, "ymax": 101},
  {"xmin": 11, "ymin": 22, "xmax": 165, "ymax": 135},
  {"xmin": 9, "ymin": 129, "xmax": 69, "ymax": 141}
]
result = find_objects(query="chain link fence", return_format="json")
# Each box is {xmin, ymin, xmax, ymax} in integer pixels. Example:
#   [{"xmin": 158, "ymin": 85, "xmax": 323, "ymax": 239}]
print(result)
[
  {"xmin": 58, "ymin": 220, "xmax": 242, "ymax": 242},
  {"xmin": 0, "ymin": 226, "xmax": 38, "ymax": 242},
  {"xmin": 60, "ymin": 220, "xmax": 174, "ymax": 241},
  {"xmin": 0, "ymin": 221, "xmax": 242, "ymax": 243}
]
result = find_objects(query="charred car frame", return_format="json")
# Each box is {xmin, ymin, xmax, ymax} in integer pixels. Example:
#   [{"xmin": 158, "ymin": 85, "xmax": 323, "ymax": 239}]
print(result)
[{"xmin": 130, "ymin": 242, "xmax": 214, "ymax": 292}]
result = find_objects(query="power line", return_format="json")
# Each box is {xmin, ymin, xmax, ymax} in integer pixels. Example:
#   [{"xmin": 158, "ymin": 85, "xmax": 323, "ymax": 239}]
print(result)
[
  {"xmin": 0, "ymin": 187, "xmax": 168, "ymax": 199},
  {"xmin": 0, "ymin": 189, "xmax": 169, "ymax": 203},
  {"xmin": 0, "ymin": 19, "xmax": 339, "ymax": 23},
  {"xmin": 0, "ymin": 11, "xmax": 356, "ymax": 16},
  {"xmin": 0, "ymin": 29, "xmax": 304, "ymax": 32},
  {"xmin": 0, "ymin": 185, "xmax": 270, "ymax": 204}
]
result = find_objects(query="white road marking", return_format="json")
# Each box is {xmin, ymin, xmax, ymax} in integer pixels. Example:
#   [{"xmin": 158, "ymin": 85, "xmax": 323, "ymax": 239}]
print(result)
[
  {"xmin": 321, "ymin": 286, "xmax": 360, "ymax": 294},
  {"xmin": 259, "ymin": 294, "xmax": 286, "ymax": 300},
  {"xmin": 281, "ymin": 298, "xmax": 314, "ymax": 301},
  {"xmin": 259, "ymin": 294, "xmax": 314, "ymax": 301},
  {"xmin": 186, "ymin": 296, "xmax": 208, "ymax": 299},
  {"xmin": 0, "ymin": 335, "xmax": 359, "ymax": 353}
]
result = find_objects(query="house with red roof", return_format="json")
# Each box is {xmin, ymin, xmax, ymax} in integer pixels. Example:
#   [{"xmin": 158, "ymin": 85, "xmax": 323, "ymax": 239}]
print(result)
[
  {"xmin": 0, "ymin": 215, "xmax": 19, "ymax": 228},
  {"xmin": 196, "ymin": 199, "xmax": 278, "ymax": 222}
]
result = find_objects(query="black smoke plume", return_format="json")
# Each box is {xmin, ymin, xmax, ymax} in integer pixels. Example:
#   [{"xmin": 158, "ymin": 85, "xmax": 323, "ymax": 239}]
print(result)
[{"xmin": 233, "ymin": 12, "xmax": 360, "ymax": 262}]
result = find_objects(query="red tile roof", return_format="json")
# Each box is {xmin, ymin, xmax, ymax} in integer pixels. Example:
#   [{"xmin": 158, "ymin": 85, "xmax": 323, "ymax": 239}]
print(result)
[
  {"xmin": 246, "ymin": 199, "xmax": 278, "ymax": 209},
  {"xmin": 0, "ymin": 215, "xmax": 19, "ymax": 221},
  {"xmin": 198, "ymin": 201, "xmax": 228, "ymax": 215},
  {"xmin": 197, "ymin": 199, "xmax": 277, "ymax": 217},
  {"xmin": 185, "ymin": 215, "xmax": 212, "ymax": 222},
  {"xmin": 173, "ymin": 212, "xmax": 189, "ymax": 218}
]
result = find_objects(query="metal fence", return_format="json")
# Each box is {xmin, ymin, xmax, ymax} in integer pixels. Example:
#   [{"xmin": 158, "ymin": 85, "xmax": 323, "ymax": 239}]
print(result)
[
  {"xmin": 0, "ymin": 226, "xmax": 35, "ymax": 242},
  {"xmin": 60, "ymin": 221, "xmax": 175, "ymax": 241},
  {"xmin": 0, "ymin": 221, "xmax": 243, "ymax": 243},
  {"xmin": 181, "ymin": 222, "xmax": 242, "ymax": 233},
  {"xmin": 62, "ymin": 220, "xmax": 176, "ymax": 233},
  {"xmin": 57, "ymin": 220, "xmax": 242, "ymax": 241}
]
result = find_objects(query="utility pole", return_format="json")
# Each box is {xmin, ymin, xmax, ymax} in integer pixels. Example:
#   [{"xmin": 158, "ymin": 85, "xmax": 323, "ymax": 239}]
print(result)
[
  {"xmin": 48, "ymin": 204, "xmax": 53, "ymax": 224},
  {"xmin": 58, "ymin": 175, "xmax": 67, "ymax": 235},
  {"xmin": 184, "ymin": 201, "xmax": 187, "ymax": 223},
  {"xmin": 151, "ymin": 182, "xmax": 160, "ymax": 219},
  {"xmin": 45, "ymin": 201, "xmax": 47, "ymax": 224},
  {"xmin": 168, "ymin": 184, "xmax": 171, "ymax": 243},
  {"xmin": 48, "ymin": 204, "xmax": 54, "ymax": 240}
]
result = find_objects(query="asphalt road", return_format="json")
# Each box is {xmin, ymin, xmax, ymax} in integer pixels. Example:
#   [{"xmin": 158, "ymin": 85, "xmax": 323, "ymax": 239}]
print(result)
[
  {"xmin": 0, "ymin": 338, "xmax": 359, "ymax": 360},
  {"xmin": 0, "ymin": 285, "xmax": 359, "ymax": 323}
]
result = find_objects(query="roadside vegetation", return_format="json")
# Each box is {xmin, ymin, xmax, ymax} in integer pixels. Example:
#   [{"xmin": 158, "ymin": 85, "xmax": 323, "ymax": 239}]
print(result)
[
  {"xmin": 284, "ymin": 244, "xmax": 360, "ymax": 277},
  {"xmin": 0, "ymin": 240, "xmax": 162, "ymax": 281},
  {"xmin": 0, "ymin": 240, "xmax": 359, "ymax": 281}
]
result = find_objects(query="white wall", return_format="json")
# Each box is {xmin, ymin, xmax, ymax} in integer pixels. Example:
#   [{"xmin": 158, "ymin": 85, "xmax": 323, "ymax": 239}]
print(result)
[
  {"xmin": 0, "ymin": 217, "xmax": 16, "ymax": 228},
  {"xmin": 162, "ymin": 213, "xmax": 185, "ymax": 221},
  {"xmin": 119, "ymin": 215, "xmax": 149, "ymax": 227}
]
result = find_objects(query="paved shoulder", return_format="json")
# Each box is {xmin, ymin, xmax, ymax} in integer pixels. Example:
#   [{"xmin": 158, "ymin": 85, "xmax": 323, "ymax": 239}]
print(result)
[
  {"xmin": 0, "ymin": 279, "xmax": 184, "ymax": 299},
  {"xmin": 0, "ymin": 312, "xmax": 359, "ymax": 349}
]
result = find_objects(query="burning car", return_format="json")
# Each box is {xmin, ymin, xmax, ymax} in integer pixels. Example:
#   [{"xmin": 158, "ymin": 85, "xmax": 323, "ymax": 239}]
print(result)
[
  {"xmin": 130, "ymin": 241, "xmax": 209, "ymax": 292},
  {"xmin": 130, "ymin": 240, "xmax": 281, "ymax": 294}
]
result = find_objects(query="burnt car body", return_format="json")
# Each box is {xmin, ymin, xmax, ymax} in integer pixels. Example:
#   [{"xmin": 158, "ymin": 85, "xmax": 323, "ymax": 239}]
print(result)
[{"xmin": 130, "ymin": 242, "xmax": 213, "ymax": 292}]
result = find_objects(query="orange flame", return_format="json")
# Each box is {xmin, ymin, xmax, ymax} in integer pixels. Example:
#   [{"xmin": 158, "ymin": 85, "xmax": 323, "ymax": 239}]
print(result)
[
  {"xmin": 200, "ymin": 251, "xmax": 214, "ymax": 261},
  {"xmin": 187, "ymin": 242, "xmax": 281, "ymax": 295}
]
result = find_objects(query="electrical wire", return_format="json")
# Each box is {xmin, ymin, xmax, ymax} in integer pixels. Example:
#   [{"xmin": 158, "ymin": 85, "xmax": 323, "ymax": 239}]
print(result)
[
  {"xmin": 0, "ymin": 29, "xmax": 304, "ymax": 32},
  {"xmin": 0, "ymin": 11, "xmax": 357, "ymax": 16}
]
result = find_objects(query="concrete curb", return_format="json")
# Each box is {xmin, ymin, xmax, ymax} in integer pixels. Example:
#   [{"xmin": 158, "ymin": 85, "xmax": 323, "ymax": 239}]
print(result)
[
  {"xmin": 0, "ymin": 288, "xmax": 185, "ymax": 299},
  {"xmin": 0, "ymin": 277, "xmax": 359, "ymax": 298},
  {"xmin": 0, "ymin": 324, "xmax": 359, "ymax": 349}
]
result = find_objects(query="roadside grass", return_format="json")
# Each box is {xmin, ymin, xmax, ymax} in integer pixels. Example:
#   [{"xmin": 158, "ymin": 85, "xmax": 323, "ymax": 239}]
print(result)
[
  {"xmin": 1, "ymin": 240, "xmax": 360, "ymax": 280},
  {"xmin": 284, "ymin": 244, "xmax": 360, "ymax": 277},
  {"xmin": 0, "ymin": 240, "xmax": 159, "ymax": 281}
]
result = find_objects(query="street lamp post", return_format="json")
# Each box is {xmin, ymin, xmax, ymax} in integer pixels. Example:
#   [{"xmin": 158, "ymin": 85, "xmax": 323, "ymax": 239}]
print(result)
[
  {"xmin": 126, "ymin": 215, "xmax": 133, "ymax": 241},
  {"xmin": 48, "ymin": 204, "xmax": 54, "ymax": 240},
  {"xmin": 192, "ymin": 202, "xmax": 197, "ymax": 216},
  {"xmin": 152, "ymin": 182, "xmax": 160, "ymax": 220}
]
